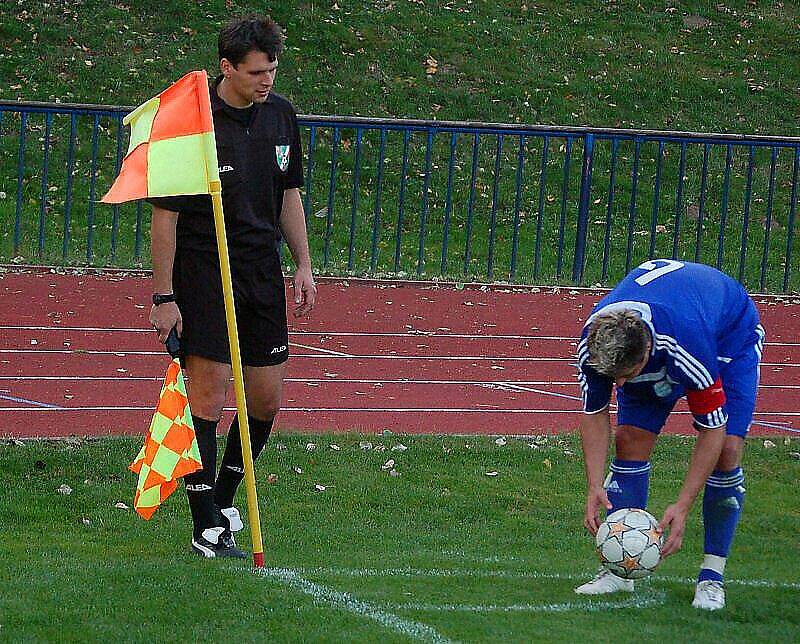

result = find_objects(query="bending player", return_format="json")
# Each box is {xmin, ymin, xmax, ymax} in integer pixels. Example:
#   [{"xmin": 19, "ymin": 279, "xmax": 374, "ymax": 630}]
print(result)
[{"xmin": 574, "ymin": 259, "xmax": 764, "ymax": 610}]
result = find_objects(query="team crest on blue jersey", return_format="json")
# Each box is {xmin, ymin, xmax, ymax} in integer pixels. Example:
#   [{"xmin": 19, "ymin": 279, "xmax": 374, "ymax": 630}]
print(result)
[{"xmin": 275, "ymin": 144, "xmax": 290, "ymax": 171}]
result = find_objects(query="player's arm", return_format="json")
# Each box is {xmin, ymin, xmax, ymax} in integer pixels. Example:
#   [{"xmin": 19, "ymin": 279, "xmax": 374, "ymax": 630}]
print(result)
[
  {"xmin": 150, "ymin": 205, "xmax": 181, "ymax": 342},
  {"xmin": 660, "ymin": 426, "xmax": 726, "ymax": 556},
  {"xmin": 659, "ymin": 376, "xmax": 728, "ymax": 556},
  {"xmin": 279, "ymin": 188, "xmax": 316, "ymax": 317},
  {"xmin": 579, "ymin": 407, "xmax": 614, "ymax": 534}
]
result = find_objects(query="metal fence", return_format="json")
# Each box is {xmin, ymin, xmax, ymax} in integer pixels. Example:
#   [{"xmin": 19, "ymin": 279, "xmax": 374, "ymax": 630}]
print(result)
[{"xmin": 2, "ymin": 99, "xmax": 799, "ymax": 292}]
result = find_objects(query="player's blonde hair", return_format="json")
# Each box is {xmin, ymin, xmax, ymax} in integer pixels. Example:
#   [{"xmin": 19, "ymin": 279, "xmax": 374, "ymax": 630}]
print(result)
[{"xmin": 586, "ymin": 310, "xmax": 650, "ymax": 378}]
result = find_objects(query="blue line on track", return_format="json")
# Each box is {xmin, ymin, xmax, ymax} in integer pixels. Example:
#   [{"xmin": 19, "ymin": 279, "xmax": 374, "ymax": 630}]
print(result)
[{"xmin": 0, "ymin": 394, "xmax": 63, "ymax": 409}]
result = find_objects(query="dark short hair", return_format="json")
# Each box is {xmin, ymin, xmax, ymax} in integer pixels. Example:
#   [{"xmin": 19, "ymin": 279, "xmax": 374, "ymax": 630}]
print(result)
[{"xmin": 218, "ymin": 15, "xmax": 285, "ymax": 66}]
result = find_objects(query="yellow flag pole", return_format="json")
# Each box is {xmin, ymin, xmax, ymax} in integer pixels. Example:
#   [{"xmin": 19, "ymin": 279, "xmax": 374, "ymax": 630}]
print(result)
[{"xmin": 209, "ymin": 179, "xmax": 265, "ymax": 568}]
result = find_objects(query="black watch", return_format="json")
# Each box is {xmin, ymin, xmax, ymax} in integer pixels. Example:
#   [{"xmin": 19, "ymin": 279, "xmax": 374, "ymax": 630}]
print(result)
[{"xmin": 152, "ymin": 293, "xmax": 176, "ymax": 306}]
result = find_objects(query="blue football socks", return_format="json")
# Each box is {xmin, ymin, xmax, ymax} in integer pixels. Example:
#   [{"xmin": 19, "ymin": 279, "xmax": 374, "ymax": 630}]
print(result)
[
  {"xmin": 699, "ymin": 467, "xmax": 745, "ymax": 583},
  {"xmin": 605, "ymin": 459, "xmax": 651, "ymax": 513}
]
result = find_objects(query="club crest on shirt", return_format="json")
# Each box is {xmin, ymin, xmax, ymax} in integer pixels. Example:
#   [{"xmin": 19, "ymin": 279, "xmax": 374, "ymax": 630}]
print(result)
[{"xmin": 275, "ymin": 145, "xmax": 290, "ymax": 172}]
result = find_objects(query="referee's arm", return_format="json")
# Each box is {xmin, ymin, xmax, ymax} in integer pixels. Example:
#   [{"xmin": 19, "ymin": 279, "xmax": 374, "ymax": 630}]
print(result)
[
  {"xmin": 150, "ymin": 206, "xmax": 182, "ymax": 341},
  {"xmin": 279, "ymin": 188, "xmax": 316, "ymax": 317}
]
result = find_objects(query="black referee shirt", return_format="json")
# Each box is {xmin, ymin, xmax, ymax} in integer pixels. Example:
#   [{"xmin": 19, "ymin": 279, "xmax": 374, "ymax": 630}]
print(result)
[{"xmin": 148, "ymin": 75, "xmax": 304, "ymax": 261}]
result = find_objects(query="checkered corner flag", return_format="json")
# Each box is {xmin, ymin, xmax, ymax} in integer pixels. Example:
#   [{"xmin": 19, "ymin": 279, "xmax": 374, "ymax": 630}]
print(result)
[{"xmin": 129, "ymin": 358, "xmax": 201, "ymax": 519}]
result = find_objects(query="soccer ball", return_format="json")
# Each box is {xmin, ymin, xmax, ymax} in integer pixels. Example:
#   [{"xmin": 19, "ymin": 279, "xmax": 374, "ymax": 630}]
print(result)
[{"xmin": 596, "ymin": 508, "xmax": 663, "ymax": 579}]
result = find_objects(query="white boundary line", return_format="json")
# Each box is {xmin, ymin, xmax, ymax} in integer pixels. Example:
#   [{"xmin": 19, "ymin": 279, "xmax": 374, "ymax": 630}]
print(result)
[
  {"xmin": 2, "ymin": 324, "xmax": 798, "ymax": 347},
  {"xmin": 290, "ymin": 566, "xmax": 800, "ymax": 590},
  {"xmin": 392, "ymin": 592, "xmax": 667, "ymax": 613},
  {"xmin": 257, "ymin": 568, "xmax": 451, "ymax": 643},
  {"xmin": 288, "ymin": 342, "xmax": 354, "ymax": 357}
]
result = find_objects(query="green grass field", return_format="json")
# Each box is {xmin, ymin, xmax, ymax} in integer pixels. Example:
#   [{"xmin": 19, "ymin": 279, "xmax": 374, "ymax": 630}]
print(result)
[
  {"xmin": 2, "ymin": 433, "xmax": 798, "ymax": 642},
  {"xmin": 2, "ymin": 1, "xmax": 800, "ymax": 291}
]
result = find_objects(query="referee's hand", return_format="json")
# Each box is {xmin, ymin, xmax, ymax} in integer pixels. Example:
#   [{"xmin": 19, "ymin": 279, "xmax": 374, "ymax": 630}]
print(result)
[
  {"xmin": 292, "ymin": 267, "xmax": 317, "ymax": 318},
  {"xmin": 150, "ymin": 302, "xmax": 182, "ymax": 343}
]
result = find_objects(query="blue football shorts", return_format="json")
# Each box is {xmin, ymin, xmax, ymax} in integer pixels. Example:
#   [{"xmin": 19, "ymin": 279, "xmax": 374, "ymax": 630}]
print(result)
[{"xmin": 616, "ymin": 325, "xmax": 764, "ymax": 437}]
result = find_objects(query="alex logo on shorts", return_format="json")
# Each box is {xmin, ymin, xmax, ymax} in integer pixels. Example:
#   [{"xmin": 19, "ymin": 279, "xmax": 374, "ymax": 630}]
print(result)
[{"xmin": 275, "ymin": 145, "xmax": 290, "ymax": 172}]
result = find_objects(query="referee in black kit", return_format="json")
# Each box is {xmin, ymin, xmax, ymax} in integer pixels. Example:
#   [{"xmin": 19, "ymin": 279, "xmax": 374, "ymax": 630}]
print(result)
[{"xmin": 148, "ymin": 15, "xmax": 316, "ymax": 558}]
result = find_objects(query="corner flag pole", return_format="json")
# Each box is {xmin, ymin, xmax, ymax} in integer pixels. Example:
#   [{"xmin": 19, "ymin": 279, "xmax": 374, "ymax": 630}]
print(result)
[{"xmin": 209, "ymin": 179, "xmax": 265, "ymax": 568}]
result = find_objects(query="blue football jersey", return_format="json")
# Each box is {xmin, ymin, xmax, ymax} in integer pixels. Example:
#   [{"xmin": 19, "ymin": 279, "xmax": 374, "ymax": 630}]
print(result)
[{"xmin": 577, "ymin": 260, "xmax": 761, "ymax": 429}]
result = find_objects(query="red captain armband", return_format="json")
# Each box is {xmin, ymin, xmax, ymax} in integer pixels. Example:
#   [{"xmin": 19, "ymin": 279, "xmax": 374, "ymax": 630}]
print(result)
[{"xmin": 687, "ymin": 377, "xmax": 726, "ymax": 415}]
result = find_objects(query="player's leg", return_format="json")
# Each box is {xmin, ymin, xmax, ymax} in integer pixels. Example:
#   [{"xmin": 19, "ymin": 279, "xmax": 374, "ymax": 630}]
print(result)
[
  {"xmin": 214, "ymin": 361, "xmax": 286, "ymax": 517},
  {"xmin": 182, "ymin": 354, "xmax": 244, "ymax": 558},
  {"xmin": 214, "ymin": 262, "xmax": 289, "ymax": 528},
  {"xmin": 694, "ymin": 327, "xmax": 762, "ymax": 609},
  {"xmin": 174, "ymin": 249, "xmax": 245, "ymax": 558},
  {"xmin": 575, "ymin": 394, "xmax": 672, "ymax": 595}
]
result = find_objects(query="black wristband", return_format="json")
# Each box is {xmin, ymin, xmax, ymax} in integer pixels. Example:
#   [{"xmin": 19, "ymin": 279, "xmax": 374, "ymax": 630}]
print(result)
[{"xmin": 152, "ymin": 293, "xmax": 176, "ymax": 306}]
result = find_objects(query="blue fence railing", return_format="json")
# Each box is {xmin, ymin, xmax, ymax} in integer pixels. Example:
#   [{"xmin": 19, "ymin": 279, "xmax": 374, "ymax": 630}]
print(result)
[{"xmin": 2, "ymin": 99, "xmax": 799, "ymax": 292}]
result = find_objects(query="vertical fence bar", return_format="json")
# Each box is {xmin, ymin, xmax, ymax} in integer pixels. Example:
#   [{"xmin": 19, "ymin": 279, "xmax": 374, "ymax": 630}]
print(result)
[
  {"xmin": 534, "ymin": 136, "xmax": 549, "ymax": 279},
  {"xmin": 63, "ymin": 114, "xmax": 77, "ymax": 262},
  {"xmin": 760, "ymin": 147, "xmax": 778, "ymax": 291},
  {"xmin": 556, "ymin": 137, "xmax": 573, "ymax": 279},
  {"xmin": 602, "ymin": 138, "xmax": 619, "ymax": 280},
  {"xmin": 464, "ymin": 132, "xmax": 480, "ymax": 275},
  {"xmin": 648, "ymin": 140, "xmax": 665, "ymax": 259},
  {"xmin": 625, "ymin": 139, "xmax": 642, "ymax": 272},
  {"xmin": 573, "ymin": 133, "xmax": 595, "ymax": 283},
  {"xmin": 717, "ymin": 144, "xmax": 733, "ymax": 269},
  {"xmin": 38, "ymin": 112, "xmax": 53, "ymax": 259},
  {"xmin": 510, "ymin": 134, "xmax": 525, "ymax": 280},
  {"xmin": 694, "ymin": 143, "xmax": 710, "ymax": 262},
  {"xmin": 440, "ymin": 132, "xmax": 457, "ymax": 274},
  {"xmin": 487, "ymin": 134, "xmax": 503, "ymax": 279},
  {"xmin": 347, "ymin": 128, "xmax": 363, "ymax": 270},
  {"xmin": 303, "ymin": 126, "xmax": 317, "ymax": 221},
  {"xmin": 370, "ymin": 128, "xmax": 386, "ymax": 272},
  {"xmin": 323, "ymin": 127, "xmax": 340, "ymax": 269},
  {"xmin": 13, "ymin": 112, "xmax": 27, "ymax": 256},
  {"xmin": 783, "ymin": 149, "xmax": 799, "ymax": 292},
  {"xmin": 417, "ymin": 128, "xmax": 434, "ymax": 276},
  {"xmin": 111, "ymin": 114, "xmax": 124, "ymax": 262},
  {"xmin": 738, "ymin": 145, "xmax": 755, "ymax": 282},
  {"xmin": 394, "ymin": 129, "xmax": 411, "ymax": 272},
  {"xmin": 86, "ymin": 114, "xmax": 100, "ymax": 264},
  {"xmin": 672, "ymin": 141, "xmax": 687, "ymax": 260}
]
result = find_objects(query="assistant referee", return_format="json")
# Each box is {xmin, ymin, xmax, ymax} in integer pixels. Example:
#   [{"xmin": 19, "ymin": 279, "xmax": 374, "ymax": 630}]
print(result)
[{"xmin": 148, "ymin": 15, "xmax": 316, "ymax": 558}]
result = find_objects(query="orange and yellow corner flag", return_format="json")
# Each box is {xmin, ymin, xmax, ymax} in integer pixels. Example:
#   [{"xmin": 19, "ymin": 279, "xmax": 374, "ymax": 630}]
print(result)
[
  {"xmin": 129, "ymin": 358, "xmax": 201, "ymax": 519},
  {"xmin": 101, "ymin": 70, "xmax": 220, "ymax": 204}
]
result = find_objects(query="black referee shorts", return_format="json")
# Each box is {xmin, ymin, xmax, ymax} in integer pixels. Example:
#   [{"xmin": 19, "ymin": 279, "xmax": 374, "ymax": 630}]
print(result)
[{"xmin": 172, "ymin": 249, "xmax": 289, "ymax": 367}]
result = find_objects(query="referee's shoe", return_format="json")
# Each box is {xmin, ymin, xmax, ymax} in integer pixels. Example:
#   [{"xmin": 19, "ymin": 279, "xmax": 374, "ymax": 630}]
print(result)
[{"xmin": 191, "ymin": 526, "xmax": 247, "ymax": 559}]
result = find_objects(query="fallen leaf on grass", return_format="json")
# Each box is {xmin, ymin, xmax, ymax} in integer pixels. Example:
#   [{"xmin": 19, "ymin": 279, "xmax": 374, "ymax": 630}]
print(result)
[
  {"xmin": 114, "ymin": 502, "xmax": 129, "ymax": 510},
  {"xmin": 57, "ymin": 484, "xmax": 72, "ymax": 495},
  {"xmin": 763, "ymin": 440, "xmax": 776, "ymax": 448},
  {"xmin": 314, "ymin": 484, "xmax": 327, "ymax": 492},
  {"xmin": 359, "ymin": 441, "xmax": 373, "ymax": 450},
  {"xmin": 495, "ymin": 437, "xmax": 507, "ymax": 446},
  {"xmin": 391, "ymin": 444, "xmax": 408, "ymax": 451},
  {"xmin": 382, "ymin": 459, "xmax": 395, "ymax": 470},
  {"xmin": 543, "ymin": 459, "xmax": 552, "ymax": 469},
  {"xmin": 485, "ymin": 470, "xmax": 498, "ymax": 477},
  {"xmin": 267, "ymin": 474, "xmax": 279, "ymax": 484}
]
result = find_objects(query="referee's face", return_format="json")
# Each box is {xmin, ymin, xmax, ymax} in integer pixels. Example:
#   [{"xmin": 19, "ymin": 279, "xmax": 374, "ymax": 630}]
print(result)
[{"xmin": 221, "ymin": 50, "xmax": 278, "ymax": 106}]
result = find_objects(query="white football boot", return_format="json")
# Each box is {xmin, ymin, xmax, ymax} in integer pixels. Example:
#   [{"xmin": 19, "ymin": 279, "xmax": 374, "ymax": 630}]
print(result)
[
  {"xmin": 574, "ymin": 568, "xmax": 634, "ymax": 595},
  {"xmin": 692, "ymin": 580, "xmax": 725, "ymax": 610}
]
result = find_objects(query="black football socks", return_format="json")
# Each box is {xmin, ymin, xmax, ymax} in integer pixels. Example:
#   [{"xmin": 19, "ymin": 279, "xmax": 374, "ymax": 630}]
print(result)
[
  {"xmin": 184, "ymin": 415, "xmax": 219, "ymax": 538},
  {"xmin": 214, "ymin": 414, "xmax": 274, "ymax": 509}
]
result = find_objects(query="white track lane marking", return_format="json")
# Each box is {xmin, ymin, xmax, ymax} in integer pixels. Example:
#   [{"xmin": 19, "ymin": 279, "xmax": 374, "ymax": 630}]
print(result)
[
  {"xmin": 1, "ymin": 406, "xmax": 798, "ymax": 419},
  {"xmin": 3, "ymin": 325, "xmax": 798, "ymax": 347},
  {"xmin": 289, "ymin": 566, "xmax": 800, "ymax": 590},
  {"xmin": 257, "ymin": 568, "xmax": 451, "ymax": 643},
  {"xmin": 0, "ymin": 349, "xmax": 796, "ymax": 367},
  {"xmin": 289, "ymin": 342, "xmax": 354, "ymax": 357}
]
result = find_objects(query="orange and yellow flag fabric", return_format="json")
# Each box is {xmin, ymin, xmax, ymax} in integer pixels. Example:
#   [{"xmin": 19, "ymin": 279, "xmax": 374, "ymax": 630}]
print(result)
[
  {"xmin": 101, "ymin": 70, "xmax": 219, "ymax": 203},
  {"xmin": 129, "ymin": 358, "xmax": 202, "ymax": 519}
]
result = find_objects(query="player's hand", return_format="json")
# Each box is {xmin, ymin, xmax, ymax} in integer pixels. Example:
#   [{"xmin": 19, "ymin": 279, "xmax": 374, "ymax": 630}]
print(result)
[
  {"xmin": 150, "ymin": 302, "xmax": 182, "ymax": 343},
  {"xmin": 584, "ymin": 486, "xmax": 612, "ymax": 535},
  {"xmin": 658, "ymin": 503, "xmax": 689, "ymax": 557},
  {"xmin": 292, "ymin": 266, "xmax": 317, "ymax": 318}
]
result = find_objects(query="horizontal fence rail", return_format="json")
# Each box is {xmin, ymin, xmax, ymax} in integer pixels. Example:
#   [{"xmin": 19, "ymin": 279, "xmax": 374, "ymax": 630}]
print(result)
[{"xmin": 1, "ymin": 99, "xmax": 799, "ymax": 292}]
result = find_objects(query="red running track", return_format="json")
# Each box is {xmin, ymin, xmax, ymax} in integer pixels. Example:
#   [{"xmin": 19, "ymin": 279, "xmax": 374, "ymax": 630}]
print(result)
[{"xmin": 1, "ymin": 270, "xmax": 799, "ymax": 438}]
